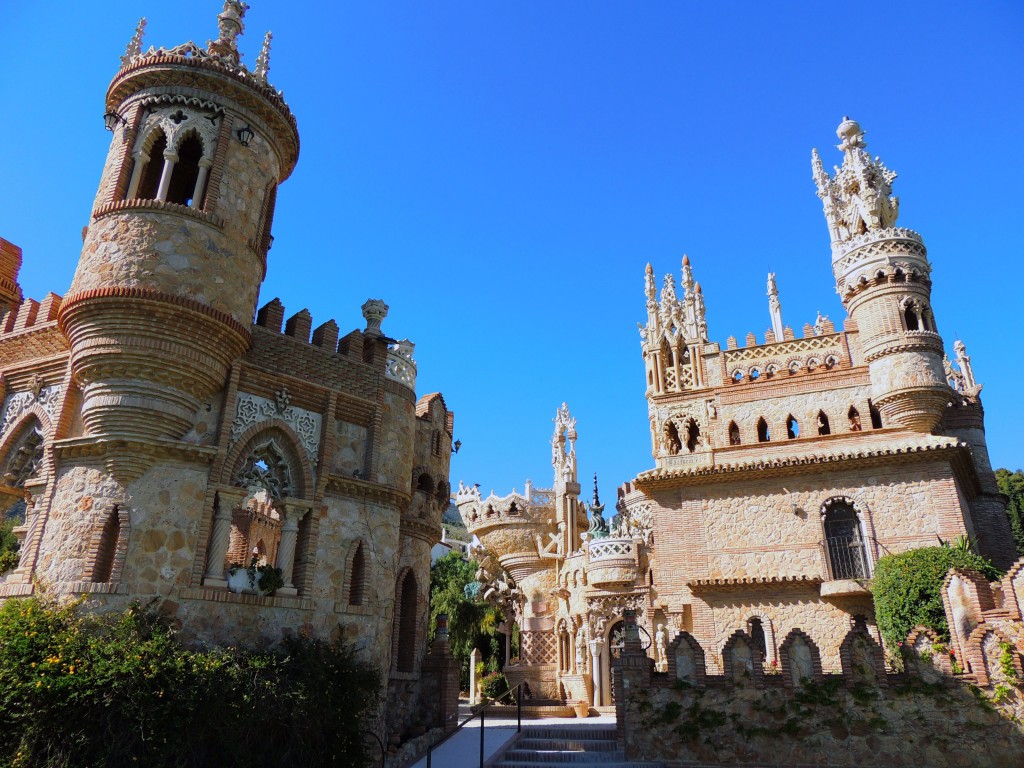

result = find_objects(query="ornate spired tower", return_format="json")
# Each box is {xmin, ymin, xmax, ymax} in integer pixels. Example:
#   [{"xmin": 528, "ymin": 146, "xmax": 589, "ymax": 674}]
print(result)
[
  {"xmin": 59, "ymin": 3, "xmax": 298, "ymax": 463},
  {"xmin": 813, "ymin": 117, "xmax": 947, "ymax": 431}
]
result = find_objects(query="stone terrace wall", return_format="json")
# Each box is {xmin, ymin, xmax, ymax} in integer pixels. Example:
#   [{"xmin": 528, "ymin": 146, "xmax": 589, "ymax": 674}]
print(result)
[{"xmin": 622, "ymin": 675, "xmax": 1023, "ymax": 768}]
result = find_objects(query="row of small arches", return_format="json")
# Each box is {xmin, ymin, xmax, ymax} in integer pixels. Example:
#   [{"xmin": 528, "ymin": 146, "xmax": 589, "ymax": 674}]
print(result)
[
  {"xmin": 731, "ymin": 355, "xmax": 840, "ymax": 383},
  {"xmin": 727, "ymin": 404, "xmax": 882, "ymax": 445}
]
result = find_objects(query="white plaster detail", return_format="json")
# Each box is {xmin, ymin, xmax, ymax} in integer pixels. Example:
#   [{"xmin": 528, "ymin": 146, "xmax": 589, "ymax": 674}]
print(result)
[
  {"xmin": 385, "ymin": 339, "xmax": 417, "ymax": 389},
  {"xmin": 0, "ymin": 385, "xmax": 61, "ymax": 438},
  {"xmin": 231, "ymin": 392, "xmax": 321, "ymax": 462}
]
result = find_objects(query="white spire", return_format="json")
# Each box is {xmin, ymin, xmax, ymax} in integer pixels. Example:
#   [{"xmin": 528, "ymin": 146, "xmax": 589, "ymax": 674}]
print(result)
[
  {"xmin": 254, "ymin": 31, "xmax": 272, "ymax": 81},
  {"xmin": 121, "ymin": 17, "xmax": 146, "ymax": 66},
  {"xmin": 767, "ymin": 272, "xmax": 783, "ymax": 340}
]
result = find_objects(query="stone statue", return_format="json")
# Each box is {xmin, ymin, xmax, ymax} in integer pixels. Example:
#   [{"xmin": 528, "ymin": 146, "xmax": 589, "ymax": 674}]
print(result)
[
  {"xmin": 655, "ymin": 624, "xmax": 668, "ymax": 672},
  {"xmin": 575, "ymin": 631, "xmax": 586, "ymax": 672},
  {"xmin": 954, "ymin": 340, "xmax": 977, "ymax": 390},
  {"xmin": 788, "ymin": 636, "xmax": 814, "ymax": 684}
]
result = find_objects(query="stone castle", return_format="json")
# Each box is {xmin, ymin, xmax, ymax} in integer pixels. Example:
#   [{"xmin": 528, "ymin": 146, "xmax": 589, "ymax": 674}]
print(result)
[
  {"xmin": 0, "ymin": 3, "xmax": 458, "ymax": 737},
  {"xmin": 456, "ymin": 116, "xmax": 1015, "ymax": 708}
]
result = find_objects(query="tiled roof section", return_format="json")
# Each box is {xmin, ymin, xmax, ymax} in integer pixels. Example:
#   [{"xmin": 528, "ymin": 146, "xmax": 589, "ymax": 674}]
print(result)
[
  {"xmin": 635, "ymin": 436, "xmax": 965, "ymax": 488},
  {"xmin": 688, "ymin": 575, "xmax": 823, "ymax": 590}
]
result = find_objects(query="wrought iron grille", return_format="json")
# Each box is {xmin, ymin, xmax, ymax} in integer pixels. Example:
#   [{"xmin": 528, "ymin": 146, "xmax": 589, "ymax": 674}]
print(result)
[{"xmin": 826, "ymin": 534, "xmax": 868, "ymax": 579}]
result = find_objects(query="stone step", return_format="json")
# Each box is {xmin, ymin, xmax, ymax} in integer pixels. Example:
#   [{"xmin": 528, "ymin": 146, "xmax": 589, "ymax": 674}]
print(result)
[
  {"xmin": 503, "ymin": 749, "xmax": 628, "ymax": 762},
  {"xmin": 514, "ymin": 739, "xmax": 619, "ymax": 752},
  {"xmin": 495, "ymin": 762, "xmax": 659, "ymax": 768},
  {"xmin": 517, "ymin": 728, "xmax": 617, "ymax": 741}
]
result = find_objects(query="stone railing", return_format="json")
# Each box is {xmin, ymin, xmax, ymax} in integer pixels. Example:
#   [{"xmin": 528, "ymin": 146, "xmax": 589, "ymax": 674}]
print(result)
[
  {"xmin": 385, "ymin": 340, "xmax": 417, "ymax": 389},
  {"xmin": 586, "ymin": 536, "xmax": 641, "ymax": 587},
  {"xmin": 588, "ymin": 537, "xmax": 635, "ymax": 562}
]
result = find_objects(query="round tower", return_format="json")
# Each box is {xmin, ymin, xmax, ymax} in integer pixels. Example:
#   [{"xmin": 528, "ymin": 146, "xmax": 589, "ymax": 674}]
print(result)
[
  {"xmin": 59, "ymin": 4, "xmax": 298, "ymax": 441},
  {"xmin": 813, "ymin": 118, "xmax": 947, "ymax": 432}
]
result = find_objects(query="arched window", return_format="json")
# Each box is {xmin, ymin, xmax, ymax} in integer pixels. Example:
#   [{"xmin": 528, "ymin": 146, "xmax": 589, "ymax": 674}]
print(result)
[
  {"xmin": 904, "ymin": 305, "xmax": 920, "ymax": 331},
  {"xmin": 396, "ymin": 570, "xmax": 418, "ymax": 672},
  {"xmin": 92, "ymin": 506, "xmax": 122, "ymax": 583},
  {"xmin": 417, "ymin": 473, "xmax": 434, "ymax": 494},
  {"xmin": 728, "ymin": 421, "xmax": 741, "ymax": 446},
  {"xmin": 822, "ymin": 500, "xmax": 869, "ymax": 579},
  {"xmin": 348, "ymin": 541, "xmax": 366, "ymax": 606},
  {"xmin": 166, "ymin": 134, "xmax": 203, "ymax": 206},
  {"xmin": 2, "ymin": 421, "xmax": 44, "ymax": 488},
  {"xmin": 817, "ymin": 410, "xmax": 831, "ymax": 436},
  {"xmin": 665, "ymin": 422, "xmax": 682, "ymax": 455},
  {"xmin": 748, "ymin": 618, "xmax": 768, "ymax": 661},
  {"xmin": 848, "ymin": 406, "xmax": 862, "ymax": 431},
  {"xmin": 685, "ymin": 419, "xmax": 700, "ymax": 452},
  {"xmin": 757, "ymin": 418, "xmax": 770, "ymax": 443},
  {"xmin": 786, "ymin": 415, "xmax": 799, "ymax": 439},
  {"xmin": 135, "ymin": 131, "xmax": 167, "ymax": 200},
  {"xmin": 257, "ymin": 183, "xmax": 278, "ymax": 255},
  {"xmin": 868, "ymin": 400, "xmax": 883, "ymax": 429}
]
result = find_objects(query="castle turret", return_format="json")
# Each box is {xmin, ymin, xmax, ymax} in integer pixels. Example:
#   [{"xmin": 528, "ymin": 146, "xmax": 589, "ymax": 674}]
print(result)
[
  {"xmin": 59, "ymin": 3, "xmax": 299, "ymax": 449},
  {"xmin": 813, "ymin": 118, "xmax": 947, "ymax": 431}
]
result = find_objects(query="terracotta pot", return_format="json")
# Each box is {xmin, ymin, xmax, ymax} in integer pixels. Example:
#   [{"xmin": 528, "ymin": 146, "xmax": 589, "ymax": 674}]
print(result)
[{"xmin": 574, "ymin": 703, "xmax": 590, "ymax": 718}]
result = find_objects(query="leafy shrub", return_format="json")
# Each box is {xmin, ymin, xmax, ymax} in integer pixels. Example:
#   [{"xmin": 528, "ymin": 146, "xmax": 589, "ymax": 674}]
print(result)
[
  {"xmin": 0, "ymin": 518, "xmax": 19, "ymax": 574},
  {"xmin": 873, "ymin": 546, "xmax": 1001, "ymax": 653},
  {"xmin": 0, "ymin": 597, "xmax": 380, "ymax": 768},
  {"xmin": 480, "ymin": 671, "xmax": 508, "ymax": 700}
]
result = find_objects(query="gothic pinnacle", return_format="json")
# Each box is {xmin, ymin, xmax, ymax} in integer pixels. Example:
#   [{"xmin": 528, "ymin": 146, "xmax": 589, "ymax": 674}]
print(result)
[
  {"xmin": 121, "ymin": 17, "xmax": 146, "ymax": 66},
  {"xmin": 254, "ymin": 31, "xmax": 272, "ymax": 80}
]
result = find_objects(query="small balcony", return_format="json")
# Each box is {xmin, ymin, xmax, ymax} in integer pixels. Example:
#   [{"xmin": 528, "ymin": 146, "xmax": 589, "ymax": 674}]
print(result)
[
  {"xmin": 820, "ymin": 535, "xmax": 872, "ymax": 598},
  {"xmin": 586, "ymin": 537, "xmax": 642, "ymax": 587}
]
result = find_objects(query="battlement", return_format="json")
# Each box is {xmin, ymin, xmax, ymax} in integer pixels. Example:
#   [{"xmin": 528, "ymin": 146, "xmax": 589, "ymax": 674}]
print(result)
[
  {"xmin": 722, "ymin": 328, "xmax": 851, "ymax": 384},
  {"xmin": 252, "ymin": 296, "xmax": 417, "ymax": 389},
  {"xmin": 0, "ymin": 292, "xmax": 62, "ymax": 337},
  {"xmin": 0, "ymin": 238, "xmax": 24, "ymax": 312}
]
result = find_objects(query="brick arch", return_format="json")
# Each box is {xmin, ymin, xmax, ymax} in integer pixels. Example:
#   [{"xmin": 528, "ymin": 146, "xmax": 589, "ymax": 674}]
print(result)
[
  {"xmin": 839, "ymin": 628, "xmax": 887, "ymax": 687},
  {"xmin": 392, "ymin": 567, "xmax": 422, "ymax": 674},
  {"xmin": 778, "ymin": 628, "xmax": 823, "ymax": 688},
  {"xmin": 721, "ymin": 629, "xmax": 763, "ymax": 687},
  {"xmin": 343, "ymin": 538, "xmax": 369, "ymax": 607},
  {"xmin": 1000, "ymin": 558, "xmax": 1024, "ymax": 620},
  {"xmin": 745, "ymin": 613, "xmax": 777, "ymax": 664},
  {"xmin": 666, "ymin": 631, "xmax": 707, "ymax": 687},
  {"xmin": 84, "ymin": 503, "xmax": 131, "ymax": 584},
  {"xmin": 222, "ymin": 419, "xmax": 314, "ymax": 500},
  {"xmin": 941, "ymin": 568, "xmax": 994, "ymax": 663},
  {"xmin": 903, "ymin": 625, "xmax": 953, "ymax": 676},
  {"xmin": 0, "ymin": 406, "xmax": 52, "ymax": 485},
  {"xmin": 818, "ymin": 494, "xmax": 879, "ymax": 577},
  {"xmin": 964, "ymin": 625, "xmax": 1023, "ymax": 686}
]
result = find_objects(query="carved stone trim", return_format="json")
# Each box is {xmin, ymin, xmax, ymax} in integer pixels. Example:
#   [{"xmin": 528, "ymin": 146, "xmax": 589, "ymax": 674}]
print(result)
[
  {"xmin": 0, "ymin": 385, "xmax": 60, "ymax": 439},
  {"xmin": 231, "ymin": 392, "xmax": 321, "ymax": 462}
]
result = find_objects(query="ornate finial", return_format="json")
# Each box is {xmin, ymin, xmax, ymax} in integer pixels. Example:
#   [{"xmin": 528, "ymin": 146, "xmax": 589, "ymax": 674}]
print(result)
[
  {"xmin": 836, "ymin": 116, "xmax": 866, "ymax": 152},
  {"xmin": 209, "ymin": 0, "xmax": 249, "ymax": 60},
  {"xmin": 813, "ymin": 118, "xmax": 899, "ymax": 250},
  {"xmin": 361, "ymin": 298, "xmax": 389, "ymax": 336},
  {"xmin": 592, "ymin": 472, "xmax": 600, "ymax": 508},
  {"xmin": 694, "ymin": 282, "xmax": 702, "ymax": 294},
  {"xmin": 121, "ymin": 18, "xmax": 146, "ymax": 65},
  {"xmin": 254, "ymin": 31, "xmax": 272, "ymax": 80}
]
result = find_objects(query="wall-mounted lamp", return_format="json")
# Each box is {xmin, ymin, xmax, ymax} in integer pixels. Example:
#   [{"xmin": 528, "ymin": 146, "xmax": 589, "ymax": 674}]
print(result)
[
  {"xmin": 103, "ymin": 111, "xmax": 128, "ymax": 131},
  {"xmin": 236, "ymin": 124, "xmax": 255, "ymax": 146},
  {"xmin": 451, "ymin": 439, "xmax": 462, "ymax": 454}
]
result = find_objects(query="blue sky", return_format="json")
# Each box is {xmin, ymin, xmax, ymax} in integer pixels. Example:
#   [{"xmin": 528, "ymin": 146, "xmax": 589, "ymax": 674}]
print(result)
[{"xmin": 2, "ymin": 2, "xmax": 1022, "ymax": 499}]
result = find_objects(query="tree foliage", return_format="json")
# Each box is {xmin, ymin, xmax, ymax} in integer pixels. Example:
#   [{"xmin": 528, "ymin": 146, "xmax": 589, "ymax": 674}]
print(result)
[
  {"xmin": 0, "ymin": 597, "xmax": 380, "ymax": 768},
  {"xmin": 429, "ymin": 551, "xmax": 504, "ymax": 687},
  {"xmin": 0, "ymin": 518, "xmax": 19, "ymax": 574},
  {"xmin": 873, "ymin": 545, "xmax": 1002, "ymax": 653},
  {"xmin": 995, "ymin": 468, "xmax": 1024, "ymax": 556}
]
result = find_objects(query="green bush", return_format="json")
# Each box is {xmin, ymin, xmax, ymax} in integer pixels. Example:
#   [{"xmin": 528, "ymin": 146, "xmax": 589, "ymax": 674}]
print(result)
[
  {"xmin": 0, "ymin": 519, "xmax": 19, "ymax": 574},
  {"xmin": 480, "ymin": 671, "xmax": 508, "ymax": 701},
  {"xmin": 873, "ymin": 546, "xmax": 1002, "ymax": 653},
  {"xmin": 0, "ymin": 597, "xmax": 380, "ymax": 768}
]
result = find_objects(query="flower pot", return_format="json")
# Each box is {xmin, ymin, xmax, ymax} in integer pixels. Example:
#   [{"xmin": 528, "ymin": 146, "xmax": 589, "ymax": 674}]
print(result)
[
  {"xmin": 227, "ymin": 567, "xmax": 270, "ymax": 596},
  {"xmin": 574, "ymin": 702, "xmax": 590, "ymax": 718}
]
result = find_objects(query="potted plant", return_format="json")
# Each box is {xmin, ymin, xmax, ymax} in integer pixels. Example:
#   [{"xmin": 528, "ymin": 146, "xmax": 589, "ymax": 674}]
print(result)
[
  {"xmin": 227, "ymin": 555, "xmax": 284, "ymax": 596},
  {"xmin": 573, "ymin": 699, "xmax": 590, "ymax": 718}
]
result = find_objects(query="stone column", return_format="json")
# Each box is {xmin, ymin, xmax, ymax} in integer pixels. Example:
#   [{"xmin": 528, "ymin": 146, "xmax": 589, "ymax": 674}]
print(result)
[
  {"xmin": 589, "ymin": 637, "xmax": 605, "ymax": 706},
  {"xmin": 125, "ymin": 150, "xmax": 147, "ymax": 199},
  {"xmin": 203, "ymin": 487, "xmax": 246, "ymax": 587},
  {"xmin": 191, "ymin": 158, "xmax": 213, "ymax": 208},
  {"xmin": 469, "ymin": 647, "xmax": 480, "ymax": 705},
  {"xmin": 274, "ymin": 498, "xmax": 311, "ymax": 596},
  {"xmin": 155, "ymin": 151, "xmax": 177, "ymax": 202},
  {"xmin": 422, "ymin": 613, "xmax": 461, "ymax": 733}
]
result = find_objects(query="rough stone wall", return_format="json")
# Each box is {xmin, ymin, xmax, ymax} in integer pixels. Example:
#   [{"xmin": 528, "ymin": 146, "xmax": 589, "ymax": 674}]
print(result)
[{"xmin": 622, "ymin": 676, "xmax": 1024, "ymax": 767}]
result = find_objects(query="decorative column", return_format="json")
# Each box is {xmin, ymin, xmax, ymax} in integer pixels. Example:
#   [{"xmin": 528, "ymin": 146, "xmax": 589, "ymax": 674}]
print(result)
[
  {"xmin": 589, "ymin": 636, "xmax": 605, "ymax": 706},
  {"xmin": 155, "ymin": 150, "xmax": 177, "ymax": 201},
  {"xmin": 203, "ymin": 486, "xmax": 246, "ymax": 587},
  {"xmin": 469, "ymin": 647, "xmax": 480, "ymax": 705},
  {"xmin": 274, "ymin": 498, "xmax": 311, "ymax": 596},
  {"xmin": 125, "ymin": 150, "xmax": 148, "ymax": 199},
  {"xmin": 191, "ymin": 158, "xmax": 213, "ymax": 208}
]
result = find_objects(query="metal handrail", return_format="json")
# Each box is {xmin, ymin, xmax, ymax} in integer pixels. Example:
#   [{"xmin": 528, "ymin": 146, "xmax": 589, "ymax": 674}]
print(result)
[
  {"xmin": 359, "ymin": 728, "xmax": 386, "ymax": 768},
  {"xmin": 425, "ymin": 681, "xmax": 525, "ymax": 768}
]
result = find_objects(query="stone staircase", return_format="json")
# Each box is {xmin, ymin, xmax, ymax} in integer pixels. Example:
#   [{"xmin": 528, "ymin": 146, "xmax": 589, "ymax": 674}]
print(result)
[{"xmin": 493, "ymin": 725, "xmax": 663, "ymax": 768}]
